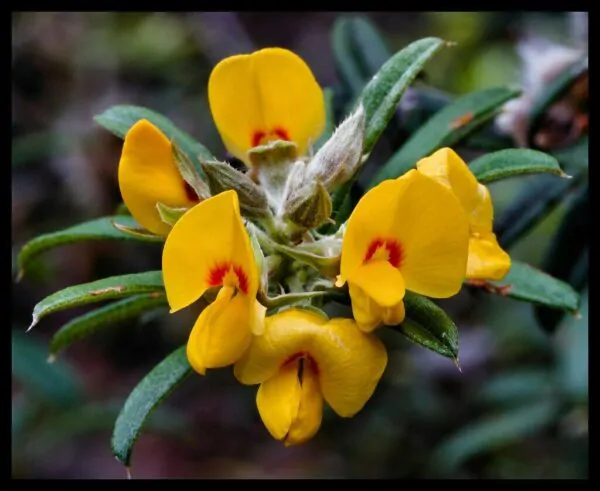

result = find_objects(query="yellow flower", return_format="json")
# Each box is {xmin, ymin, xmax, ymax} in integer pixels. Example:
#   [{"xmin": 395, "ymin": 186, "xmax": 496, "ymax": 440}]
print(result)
[
  {"xmin": 162, "ymin": 190, "xmax": 266, "ymax": 375},
  {"xmin": 118, "ymin": 119, "xmax": 200, "ymax": 236},
  {"xmin": 234, "ymin": 308, "xmax": 387, "ymax": 446},
  {"xmin": 208, "ymin": 47, "xmax": 325, "ymax": 165},
  {"xmin": 337, "ymin": 170, "xmax": 470, "ymax": 332},
  {"xmin": 416, "ymin": 148, "xmax": 511, "ymax": 281}
]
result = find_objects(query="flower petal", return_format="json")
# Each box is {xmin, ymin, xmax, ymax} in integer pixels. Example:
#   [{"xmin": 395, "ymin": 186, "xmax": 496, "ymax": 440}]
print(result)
[
  {"xmin": 162, "ymin": 190, "xmax": 258, "ymax": 313},
  {"xmin": 348, "ymin": 283, "xmax": 406, "ymax": 332},
  {"xmin": 313, "ymin": 318, "xmax": 387, "ymax": 417},
  {"xmin": 392, "ymin": 170, "xmax": 470, "ymax": 298},
  {"xmin": 467, "ymin": 232, "xmax": 511, "ymax": 280},
  {"xmin": 285, "ymin": 365, "xmax": 323, "ymax": 446},
  {"xmin": 234, "ymin": 308, "xmax": 328, "ymax": 385},
  {"xmin": 416, "ymin": 147, "xmax": 481, "ymax": 216},
  {"xmin": 349, "ymin": 261, "xmax": 405, "ymax": 308},
  {"xmin": 256, "ymin": 363, "xmax": 301, "ymax": 441},
  {"xmin": 186, "ymin": 286, "xmax": 253, "ymax": 374},
  {"xmin": 208, "ymin": 48, "xmax": 325, "ymax": 163},
  {"xmin": 118, "ymin": 119, "xmax": 198, "ymax": 236}
]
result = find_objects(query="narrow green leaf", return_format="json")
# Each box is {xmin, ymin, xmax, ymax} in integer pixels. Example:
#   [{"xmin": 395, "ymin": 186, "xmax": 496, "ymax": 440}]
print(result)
[
  {"xmin": 12, "ymin": 330, "xmax": 83, "ymax": 407},
  {"xmin": 361, "ymin": 37, "xmax": 447, "ymax": 156},
  {"xmin": 485, "ymin": 260, "xmax": 579, "ymax": 313},
  {"xmin": 156, "ymin": 202, "xmax": 187, "ymax": 227},
  {"xmin": 535, "ymin": 183, "xmax": 588, "ymax": 332},
  {"xmin": 112, "ymin": 346, "xmax": 191, "ymax": 467},
  {"xmin": 315, "ymin": 88, "xmax": 336, "ymax": 149},
  {"xmin": 476, "ymin": 370, "xmax": 556, "ymax": 407},
  {"xmin": 388, "ymin": 291, "xmax": 459, "ymax": 360},
  {"xmin": 94, "ymin": 105, "xmax": 214, "ymax": 172},
  {"xmin": 29, "ymin": 271, "xmax": 164, "ymax": 331},
  {"xmin": 470, "ymin": 149, "xmax": 567, "ymax": 183},
  {"xmin": 171, "ymin": 142, "xmax": 210, "ymax": 199},
  {"xmin": 527, "ymin": 56, "xmax": 588, "ymax": 147},
  {"xmin": 370, "ymin": 86, "xmax": 521, "ymax": 187},
  {"xmin": 431, "ymin": 400, "xmax": 560, "ymax": 473},
  {"xmin": 17, "ymin": 216, "xmax": 162, "ymax": 279},
  {"xmin": 557, "ymin": 289, "xmax": 588, "ymax": 402},
  {"xmin": 50, "ymin": 294, "xmax": 168, "ymax": 357},
  {"xmin": 111, "ymin": 221, "xmax": 163, "ymax": 241},
  {"xmin": 331, "ymin": 18, "xmax": 367, "ymax": 98}
]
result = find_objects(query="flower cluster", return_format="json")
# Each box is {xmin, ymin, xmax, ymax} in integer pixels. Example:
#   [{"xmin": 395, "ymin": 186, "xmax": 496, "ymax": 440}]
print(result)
[{"xmin": 117, "ymin": 48, "xmax": 510, "ymax": 445}]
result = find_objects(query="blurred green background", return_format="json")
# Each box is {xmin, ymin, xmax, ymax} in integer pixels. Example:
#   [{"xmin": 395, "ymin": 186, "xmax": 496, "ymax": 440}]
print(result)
[{"xmin": 12, "ymin": 12, "xmax": 588, "ymax": 478}]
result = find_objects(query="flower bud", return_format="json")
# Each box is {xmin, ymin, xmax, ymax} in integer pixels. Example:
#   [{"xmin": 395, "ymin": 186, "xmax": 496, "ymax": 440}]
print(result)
[
  {"xmin": 306, "ymin": 104, "xmax": 366, "ymax": 192},
  {"xmin": 283, "ymin": 180, "xmax": 332, "ymax": 230},
  {"xmin": 201, "ymin": 160, "xmax": 271, "ymax": 220}
]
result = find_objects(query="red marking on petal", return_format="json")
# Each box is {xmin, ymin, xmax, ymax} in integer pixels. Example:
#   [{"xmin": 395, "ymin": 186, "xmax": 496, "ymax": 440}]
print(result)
[
  {"xmin": 251, "ymin": 127, "xmax": 290, "ymax": 147},
  {"xmin": 364, "ymin": 238, "xmax": 403, "ymax": 268},
  {"xmin": 207, "ymin": 262, "xmax": 249, "ymax": 294}
]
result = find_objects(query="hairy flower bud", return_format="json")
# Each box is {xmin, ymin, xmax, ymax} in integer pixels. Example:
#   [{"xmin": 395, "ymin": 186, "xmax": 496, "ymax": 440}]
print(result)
[
  {"xmin": 201, "ymin": 160, "xmax": 271, "ymax": 220},
  {"xmin": 283, "ymin": 180, "xmax": 332, "ymax": 230},
  {"xmin": 306, "ymin": 104, "xmax": 366, "ymax": 192}
]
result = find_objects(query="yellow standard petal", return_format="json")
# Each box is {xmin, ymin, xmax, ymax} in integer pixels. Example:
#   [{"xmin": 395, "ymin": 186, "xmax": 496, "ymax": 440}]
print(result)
[
  {"xmin": 416, "ymin": 147, "xmax": 511, "ymax": 281},
  {"xmin": 118, "ymin": 119, "xmax": 199, "ymax": 236},
  {"xmin": 235, "ymin": 309, "xmax": 387, "ymax": 420},
  {"xmin": 162, "ymin": 190, "xmax": 258, "ymax": 313},
  {"xmin": 341, "ymin": 169, "xmax": 470, "ymax": 300},
  {"xmin": 257, "ymin": 361, "xmax": 323, "ymax": 446},
  {"xmin": 208, "ymin": 48, "xmax": 325, "ymax": 163}
]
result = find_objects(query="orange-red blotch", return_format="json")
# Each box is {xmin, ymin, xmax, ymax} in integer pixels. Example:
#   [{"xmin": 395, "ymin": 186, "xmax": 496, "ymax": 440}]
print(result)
[
  {"xmin": 207, "ymin": 262, "xmax": 249, "ymax": 294},
  {"xmin": 364, "ymin": 238, "xmax": 403, "ymax": 268},
  {"xmin": 251, "ymin": 127, "xmax": 291, "ymax": 147}
]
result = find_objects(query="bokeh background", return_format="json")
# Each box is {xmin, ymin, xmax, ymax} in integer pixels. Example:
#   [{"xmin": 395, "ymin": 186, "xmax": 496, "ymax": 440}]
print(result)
[{"xmin": 12, "ymin": 11, "xmax": 588, "ymax": 479}]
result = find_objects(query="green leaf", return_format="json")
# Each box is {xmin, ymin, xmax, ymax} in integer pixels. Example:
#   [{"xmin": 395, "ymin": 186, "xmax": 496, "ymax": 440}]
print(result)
[
  {"xmin": 476, "ymin": 370, "xmax": 556, "ymax": 407},
  {"xmin": 29, "ymin": 271, "xmax": 164, "ymax": 331},
  {"xmin": 557, "ymin": 289, "xmax": 588, "ymax": 402},
  {"xmin": 535, "ymin": 183, "xmax": 588, "ymax": 332},
  {"xmin": 388, "ymin": 291, "xmax": 459, "ymax": 361},
  {"xmin": 112, "ymin": 346, "xmax": 191, "ymax": 467},
  {"xmin": 50, "ymin": 294, "xmax": 168, "ymax": 357},
  {"xmin": 470, "ymin": 149, "xmax": 567, "ymax": 183},
  {"xmin": 431, "ymin": 400, "xmax": 560, "ymax": 474},
  {"xmin": 94, "ymin": 105, "xmax": 214, "ymax": 173},
  {"xmin": 370, "ymin": 86, "xmax": 521, "ymax": 187},
  {"xmin": 156, "ymin": 202, "xmax": 187, "ymax": 227},
  {"xmin": 361, "ymin": 37, "xmax": 447, "ymax": 156},
  {"xmin": 315, "ymin": 87, "xmax": 336, "ymax": 149},
  {"xmin": 17, "ymin": 216, "xmax": 162, "ymax": 279},
  {"xmin": 331, "ymin": 18, "xmax": 367, "ymax": 98},
  {"xmin": 484, "ymin": 260, "xmax": 579, "ymax": 313},
  {"xmin": 12, "ymin": 330, "xmax": 83, "ymax": 408},
  {"xmin": 349, "ymin": 16, "xmax": 393, "ymax": 82},
  {"xmin": 527, "ymin": 56, "xmax": 588, "ymax": 147}
]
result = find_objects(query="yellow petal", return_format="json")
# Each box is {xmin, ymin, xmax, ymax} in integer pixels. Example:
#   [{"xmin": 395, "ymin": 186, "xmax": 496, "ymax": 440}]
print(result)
[
  {"xmin": 313, "ymin": 318, "xmax": 387, "ymax": 417},
  {"xmin": 416, "ymin": 147, "xmax": 481, "ymax": 216},
  {"xmin": 186, "ymin": 286, "xmax": 253, "ymax": 374},
  {"xmin": 234, "ymin": 308, "xmax": 328, "ymax": 385},
  {"xmin": 341, "ymin": 170, "xmax": 469, "ymax": 299},
  {"xmin": 467, "ymin": 232, "xmax": 511, "ymax": 281},
  {"xmin": 208, "ymin": 48, "xmax": 325, "ymax": 163},
  {"xmin": 118, "ymin": 119, "xmax": 198, "ymax": 236},
  {"xmin": 470, "ymin": 184, "xmax": 494, "ymax": 232},
  {"xmin": 391, "ymin": 170, "xmax": 469, "ymax": 297},
  {"xmin": 350, "ymin": 261, "xmax": 405, "ymax": 308},
  {"xmin": 162, "ymin": 190, "xmax": 258, "ymax": 313},
  {"xmin": 236, "ymin": 309, "xmax": 387, "ymax": 419},
  {"xmin": 348, "ymin": 283, "xmax": 406, "ymax": 332},
  {"xmin": 285, "ymin": 365, "xmax": 323, "ymax": 446},
  {"xmin": 256, "ymin": 363, "xmax": 301, "ymax": 441}
]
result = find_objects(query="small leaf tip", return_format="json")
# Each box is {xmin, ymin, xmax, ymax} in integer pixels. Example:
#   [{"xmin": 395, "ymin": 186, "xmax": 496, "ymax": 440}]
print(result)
[
  {"xmin": 125, "ymin": 467, "xmax": 132, "ymax": 480},
  {"xmin": 454, "ymin": 357, "xmax": 462, "ymax": 373}
]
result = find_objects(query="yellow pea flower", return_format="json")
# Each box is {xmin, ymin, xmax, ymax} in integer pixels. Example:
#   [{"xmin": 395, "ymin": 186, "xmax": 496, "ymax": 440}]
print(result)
[
  {"xmin": 118, "ymin": 119, "xmax": 200, "ymax": 236},
  {"xmin": 208, "ymin": 47, "xmax": 325, "ymax": 164},
  {"xmin": 416, "ymin": 148, "xmax": 511, "ymax": 281},
  {"xmin": 337, "ymin": 170, "xmax": 470, "ymax": 332},
  {"xmin": 162, "ymin": 190, "xmax": 266, "ymax": 375},
  {"xmin": 234, "ymin": 308, "xmax": 387, "ymax": 446}
]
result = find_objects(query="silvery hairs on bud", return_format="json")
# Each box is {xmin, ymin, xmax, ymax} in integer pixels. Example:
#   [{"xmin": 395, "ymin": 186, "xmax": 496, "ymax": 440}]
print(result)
[{"xmin": 305, "ymin": 104, "xmax": 366, "ymax": 192}]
